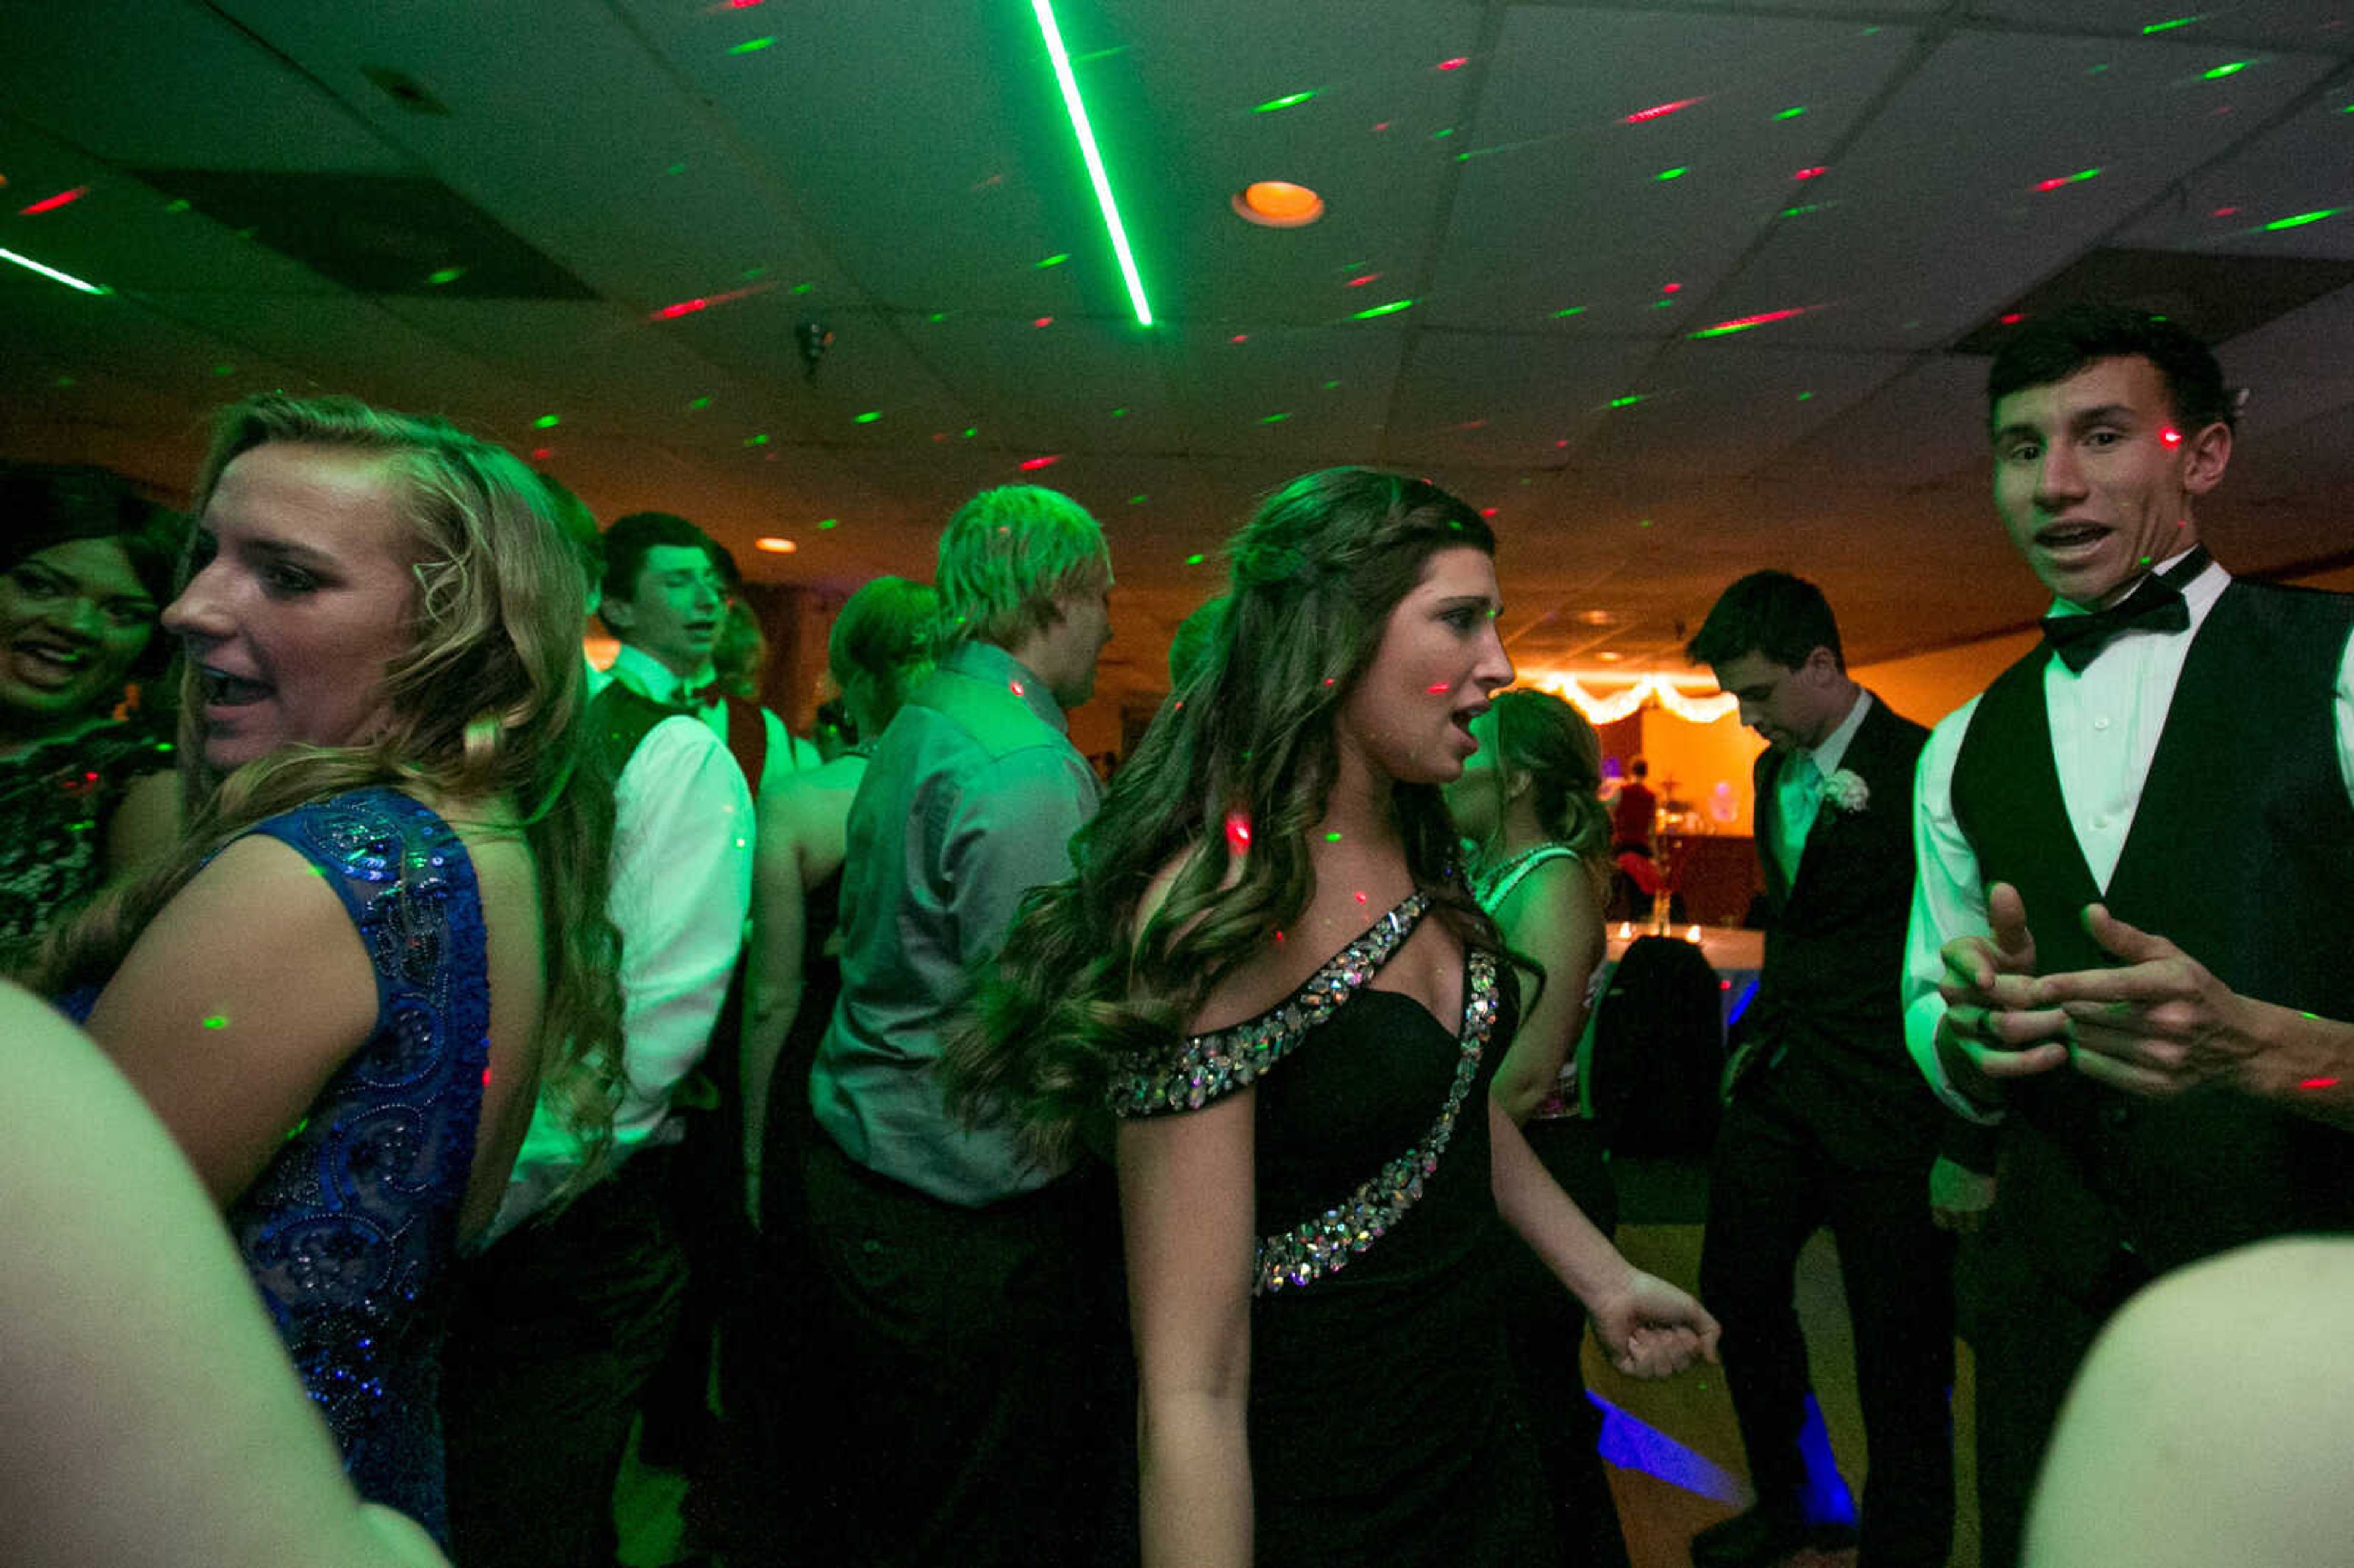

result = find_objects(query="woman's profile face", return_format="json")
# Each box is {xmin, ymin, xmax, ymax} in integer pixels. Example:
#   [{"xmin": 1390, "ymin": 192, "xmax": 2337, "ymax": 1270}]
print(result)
[
  {"xmin": 0, "ymin": 536, "xmax": 159, "ymax": 737},
  {"xmin": 164, "ymin": 442, "xmax": 420, "ymax": 771},
  {"xmin": 1336, "ymin": 546, "xmax": 1514, "ymax": 788}
]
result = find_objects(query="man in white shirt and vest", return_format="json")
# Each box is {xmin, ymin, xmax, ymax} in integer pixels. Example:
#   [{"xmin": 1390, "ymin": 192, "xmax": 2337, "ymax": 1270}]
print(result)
[{"xmin": 1905, "ymin": 303, "xmax": 2354, "ymax": 1567}]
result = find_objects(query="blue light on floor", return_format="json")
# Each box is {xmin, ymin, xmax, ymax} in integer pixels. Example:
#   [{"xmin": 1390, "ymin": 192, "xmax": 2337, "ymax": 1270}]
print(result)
[{"xmin": 1590, "ymin": 1390, "xmax": 1856, "ymax": 1524}]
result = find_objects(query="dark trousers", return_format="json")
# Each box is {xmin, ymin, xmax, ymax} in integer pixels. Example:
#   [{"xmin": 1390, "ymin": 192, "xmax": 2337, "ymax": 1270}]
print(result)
[
  {"xmin": 799, "ymin": 1131, "xmax": 1136, "ymax": 1568},
  {"xmin": 1699, "ymin": 1069, "xmax": 1955, "ymax": 1568},
  {"xmin": 1966, "ymin": 1213, "xmax": 2148, "ymax": 1568},
  {"xmin": 440, "ymin": 1156, "xmax": 688, "ymax": 1568},
  {"xmin": 1503, "ymin": 1115, "xmax": 1632, "ymax": 1568}
]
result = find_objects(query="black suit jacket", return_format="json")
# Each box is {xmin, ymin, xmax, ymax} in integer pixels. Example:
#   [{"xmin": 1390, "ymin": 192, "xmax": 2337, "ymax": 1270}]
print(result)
[{"xmin": 1746, "ymin": 693, "xmax": 1941, "ymax": 1159}]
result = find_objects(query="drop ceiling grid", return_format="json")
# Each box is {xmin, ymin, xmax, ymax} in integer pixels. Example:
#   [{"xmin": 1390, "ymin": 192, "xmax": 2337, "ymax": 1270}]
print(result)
[
  {"xmin": 216, "ymin": 0, "xmax": 856, "ymax": 311},
  {"xmin": 1096, "ymin": 0, "xmax": 1483, "ymax": 325},
  {"xmin": 1559, "ymin": 338, "xmax": 1919, "ymax": 476},
  {"xmin": 1378, "ymin": 328, "xmax": 1658, "ymax": 465},
  {"xmin": 0, "ymin": 0, "xmax": 405, "ymax": 173},
  {"xmin": 900, "ymin": 312, "xmax": 1179, "ymax": 454},
  {"xmin": 644, "ymin": 295, "xmax": 976, "ymax": 444},
  {"xmin": 2111, "ymin": 93, "xmax": 2354, "ymax": 260},
  {"xmin": 1709, "ymin": 29, "xmax": 2344, "ymax": 351},
  {"xmin": 1967, "ymin": 0, "xmax": 2354, "ymax": 53},
  {"xmin": 1152, "ymin": 319, "xmax": 1413, "ymax": 457},
  {"xmin": 1425, "ymin": 8, "xmax": 1921, "ymax": 328}
]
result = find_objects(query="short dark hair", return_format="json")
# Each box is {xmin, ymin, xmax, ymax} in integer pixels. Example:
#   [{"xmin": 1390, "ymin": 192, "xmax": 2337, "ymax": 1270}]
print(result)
[
  {"xmin": 0, "ymin": 463, "xmax": 187, "ymax": 677},
  {"xmin": 600, "ymin": 511, "xmax": 718, "ymax": 604},
  {"xmin": 1988, "ymin": 303, "xmax": 2235, "ymax": 435},
  {"xmin": 1686, "ymin": 570, "xmax": 1843, "ymax": 672}
]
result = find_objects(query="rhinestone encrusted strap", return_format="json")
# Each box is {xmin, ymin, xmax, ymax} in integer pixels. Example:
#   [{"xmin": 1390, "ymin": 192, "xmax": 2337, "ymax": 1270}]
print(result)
[
  {"xmin": 1254, "ymin": 949, "xmax": 1501, "ymax": 1295},
  {"xmin": 1113, "ymin": 893, "xmax": 1431, "ymax": 1118}
]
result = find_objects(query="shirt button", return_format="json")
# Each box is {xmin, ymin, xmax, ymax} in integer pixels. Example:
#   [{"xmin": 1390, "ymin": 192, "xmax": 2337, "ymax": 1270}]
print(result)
[
  {"xmin": 2093, "ymin": 715, "xmax": 2111, "ymax": 731},
  {"xmin": 2094, "ymin": 816, "xmax": 2110, "ymax": 830}
]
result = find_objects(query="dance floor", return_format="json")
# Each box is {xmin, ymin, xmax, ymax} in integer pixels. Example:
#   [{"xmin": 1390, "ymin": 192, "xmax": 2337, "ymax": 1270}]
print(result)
[{"xmin": 1596, "ymin": 1158, "xmax": 1981, "ymax": 1568}]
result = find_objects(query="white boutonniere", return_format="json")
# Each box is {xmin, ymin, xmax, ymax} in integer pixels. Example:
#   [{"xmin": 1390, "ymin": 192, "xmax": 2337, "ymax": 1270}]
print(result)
[{"xmin": 1821, "ymin": 768, "xmax": 1870, "ymax": 813}]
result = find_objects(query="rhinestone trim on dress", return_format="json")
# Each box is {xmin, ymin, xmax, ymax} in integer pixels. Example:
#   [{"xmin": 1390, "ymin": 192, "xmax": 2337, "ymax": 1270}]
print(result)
[
  {"xmin": 1252, "ymin": 949, "xmax": 1499, "ymax": 1295},
  {"xmin": 1113, "ymin": 892, "xmax": 1431, "ymax": 1117}
]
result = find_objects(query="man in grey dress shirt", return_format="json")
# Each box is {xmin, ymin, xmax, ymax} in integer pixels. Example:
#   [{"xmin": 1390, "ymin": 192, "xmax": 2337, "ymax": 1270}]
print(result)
[{"xmin": 802, "ymin": 484, "xmax": 1127, "ymax": 1567}]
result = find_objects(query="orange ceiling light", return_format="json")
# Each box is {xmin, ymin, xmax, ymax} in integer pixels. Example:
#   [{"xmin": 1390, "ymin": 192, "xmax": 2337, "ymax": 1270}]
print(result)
[
  {"xmin": 1233, "ymin": 180, "xmax": 1325, "ymax": 228},
  {"xmin": 755, "ymin": 536, "xmax": 798, "ymax": 554}
]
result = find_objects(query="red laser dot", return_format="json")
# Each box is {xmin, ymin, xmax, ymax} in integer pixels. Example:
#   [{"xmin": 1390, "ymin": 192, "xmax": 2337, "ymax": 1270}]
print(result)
[
  {"xmin": 18, "ymin": 185, "xmax": 88, "ymax": 216},
  {"xmin": 1009, "ymin": 680, "xmax": 1026, "ymax": 696},
  {"xmin": 2161, "ymin": 428, "xmax": 2182, "ymax": 446},
  {"xmin": 482, "ymin": 1067, "xmax": 493, "ymax": 1086},
  {"xmin": 1480, "ymin": 507, "xmax": 1499, "ymax": 517},
  {"xmin": 1018, "ymin": 454, "xmax": 1061, "ymax": 471},
  {"xmin": 2299, "ymin": 1076, "xmax": 2341, "ymax": 1091},
  {"xmin": 1436, "ymin": 56, "xmax": 1468, "ymax": 70},
  {"xmin": 2000, "ymin": 313, "xmax": 2024, "ymax": 325},
  {"xmin": 1230, "ymin": 333, "xmax": 1250, "ymax": 343},
  {"xmin": 657, "ymin": 299, "xmax": 710, "ymax": 318},
  {"xmin": 1032, "ymin": 316, "xmax": 1054, "ymax": 328},
  {"xmin": 1372, "ymin": 122, "xmax": 1392, "ymax": 132},
  {"xmin": 2212, "ymin": 205, "xmax": 2239, "ymax": 216},
  {"xmin": 1274, "ymin": 929, "xmax": 1286, "ymax": 943},
  {"xmin": 531, "ymin": 447, "xmax": 552, "ymax": 460},
  {"xmin": 1661, "ymin": 282, "xmax": 1682, "ymax": 294},
  {"xmin": 1225, "ymin": 812, "xmax": 1254, "ymax": 853},
  {"xmin": 1792, "ymin": 166, "xmax": 1826, "ymax": 180},
  {"xmin": 1346, "ymin": 273, "xmax": 1381, "ymax": 287},
  {"xmin": 1425, "ymin": 682, "xmax": 1450, "ymax": 695},
  {"xmin": 1323, "ymin": 677, "xmax": 1336, "ymax": 687},
  {"xmin": 1354, "ymin": 891, "xmax": 1369, "ymax": 905}
]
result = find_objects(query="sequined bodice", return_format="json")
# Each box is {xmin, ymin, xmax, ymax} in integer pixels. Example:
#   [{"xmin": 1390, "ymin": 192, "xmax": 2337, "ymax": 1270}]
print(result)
[
  {"xmin": 1118, "ymin": 895, "xmax": 1508, "ymax": 1294},
  {"xmin": 228, "ymin": 788, "xmax": 492, "ymax": 1542},
  {"xmin": 0, "ymin": 720, "xmax": 171, "ymax": 962}
]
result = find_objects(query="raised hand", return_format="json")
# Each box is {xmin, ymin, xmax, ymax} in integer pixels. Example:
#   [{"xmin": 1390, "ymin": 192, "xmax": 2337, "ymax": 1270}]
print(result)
[
  {"xmin": 1934, "ymin": 882, "xmax": 2071, "ymax": 1101},
  {"xmin": 2029, "ymin": 905, "xmax": 2257, "ymax": 1098}
]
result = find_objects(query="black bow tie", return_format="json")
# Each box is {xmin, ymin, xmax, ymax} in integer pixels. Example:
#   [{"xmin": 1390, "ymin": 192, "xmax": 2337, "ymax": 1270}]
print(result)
[{"xmin": 2039, "ymin": 548, "xmax": 2211, "ymax": 674}]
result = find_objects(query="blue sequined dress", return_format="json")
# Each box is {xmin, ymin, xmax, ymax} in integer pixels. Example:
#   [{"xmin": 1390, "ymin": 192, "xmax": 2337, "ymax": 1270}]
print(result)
[
  {"xmin": 86, "ymin": 787, "xmax": 493, "ymax": 1540},
  {"xmin": 1116, "ymin": 894, "xmax": 1551, "ymax": 1565}
]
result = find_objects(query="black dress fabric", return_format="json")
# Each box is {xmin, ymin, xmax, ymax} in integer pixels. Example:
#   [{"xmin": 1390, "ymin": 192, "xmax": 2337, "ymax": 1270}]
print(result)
[{"xmin": 1122, "ymin": 894, "xmax": 1550, "ymax": 1566}]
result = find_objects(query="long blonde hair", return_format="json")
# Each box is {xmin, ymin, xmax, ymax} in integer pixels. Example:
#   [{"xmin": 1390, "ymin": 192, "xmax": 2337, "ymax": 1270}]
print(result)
[{"xmin": 38, "ymin": 394, "xmax": 626, "ymax": 1172}]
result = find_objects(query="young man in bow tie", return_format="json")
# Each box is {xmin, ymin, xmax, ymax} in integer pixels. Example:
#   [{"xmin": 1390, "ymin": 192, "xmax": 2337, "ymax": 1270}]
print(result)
[
  {"xmin": 1905, "ymin": 303, "xmax": 2354, "ymax": 1567},
  {"xmin": 1685, "ymin": 573, "xmax": 1956, "ymax": 1568}
]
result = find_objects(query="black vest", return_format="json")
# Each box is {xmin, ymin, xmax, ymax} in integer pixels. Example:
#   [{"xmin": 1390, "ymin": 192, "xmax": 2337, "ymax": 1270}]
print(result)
[{"xmin": 1951, "ymin": 579, "xmax": 2354, "ymax": 1277}]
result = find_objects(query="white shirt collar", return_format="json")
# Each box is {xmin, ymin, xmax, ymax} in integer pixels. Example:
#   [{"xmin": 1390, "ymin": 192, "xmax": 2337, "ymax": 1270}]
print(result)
[
  {"xmin": 608, "ymin": 643, "xmax": 714, "ymax": 705},
  {"xmin": 1801, "ymin": 687, "xmax": 1872, "ymax": 778}
]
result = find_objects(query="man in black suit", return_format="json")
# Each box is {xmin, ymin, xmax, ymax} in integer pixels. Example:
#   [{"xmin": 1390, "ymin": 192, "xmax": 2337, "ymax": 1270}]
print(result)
[
  {"xmin": 1906, "ymin": 304, "xmax": 2354, "ymax": 1567},
  {"xmin": 1686, "ymin": 572, "xmax": 1954, "ymax": 1568}
]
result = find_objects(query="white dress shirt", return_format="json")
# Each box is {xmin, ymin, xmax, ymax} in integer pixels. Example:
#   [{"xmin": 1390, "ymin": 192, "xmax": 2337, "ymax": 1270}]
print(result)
[
  {"xmin": 487, "ymin": 660, "xmax": 756, "ymax": 1239},
  {"xmin": 1902, "ymin": 555, "xmax": 2354, "ymax": 1121},
  {"xmin": 605, "ymin": 642, "xmax": 819, "ymax": 796}
]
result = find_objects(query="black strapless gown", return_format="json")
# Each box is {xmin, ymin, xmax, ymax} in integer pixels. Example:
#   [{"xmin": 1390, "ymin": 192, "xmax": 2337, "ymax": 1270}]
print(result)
[{"xmin": 1121, "ymin": 894, "xmax": 1552, "ymax": 1566}]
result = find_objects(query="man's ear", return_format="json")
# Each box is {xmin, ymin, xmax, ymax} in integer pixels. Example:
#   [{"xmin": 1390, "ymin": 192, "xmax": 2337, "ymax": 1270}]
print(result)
[
  {"xmin": 600, "ymin": 595, "xmax": 636, "ymax": 631},
  {"xmin": 2181, "ymin": 419, "xmax": 2233, "ymax": 497},
  {"xmin": 1801, "ymin": 645, "xmax": 1842, "ymax": 683}
]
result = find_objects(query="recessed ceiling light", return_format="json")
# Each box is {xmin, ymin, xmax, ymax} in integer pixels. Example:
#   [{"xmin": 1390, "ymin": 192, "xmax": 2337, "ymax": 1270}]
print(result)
[
  {"xmin": 1577, "ymin": 609, "xmax": 1615, "ymax": 625},
  {"xmin": 755, "ymin": 536, "xmax": 797, "ymax": 554},
  {"xmin": 1233, "ymin": 181, "xmax": 1325, "ymax": 228}
]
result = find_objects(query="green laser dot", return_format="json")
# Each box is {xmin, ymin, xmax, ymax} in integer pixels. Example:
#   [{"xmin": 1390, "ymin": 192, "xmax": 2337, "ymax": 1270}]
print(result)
[
  {"xmin": 1609, "ymin": 394, "xmax": 1647, "ymax": 408},
  {"xmin": 792, "ymin": 282, "xmax": 815, "ymax": 295},
  {"xmin": 1431, "ymin": 127, "xmax": 1455, "ymax": 139},
  {"xmin": 962, "ymin": 427, "xmax": 977, "ymax": 438},
  {"xmin": 533, "ymin": 414, "xmax": 560, "ymax": 429},
  {"xmin": 1553, "ymin": 306, "xmax": 1588, "ymax": 317},
  {"xmin": 927, "ymin": 312, "xmax": 949, "ymax": 322},
  {"xmin": 1185, "ymin": 553, "xmax": 1205, "ymax": 565},
  {"xmin": 2141, "ymin": 15, "xmax": 2202, "ymax": 32},
  {"xmin": 427, "ymin": 267, "xmax": 465, "ymax": 285},
  {"xmin": 818, "ymin": 518, "xmax": 838, "ymax": 529},
  {"xmin": 1351, "ymin": 299, "xmax": 1417, "ymax": 320},
  {"xmin": 1129, "ymin": 495, "xmax": 1147, "ymax": 504},
  {"xmin": 688, "ymin": 397, "xmax": 712, "ymax": 409},
  {"xmin": 1325, "ymin": 832, "xmax": 1344, "ymax": 842},
  {"xmin": 2263, "ymin": 208, "xmax": 2345, "ymax": 231},
  {"xmin": 666, "ymin": 162, "xmax": 687, "ymax": 175},
  {"xmin": 2202, "ymin": 61, "xmax": 2249, "ymax": 78},
  {"xmin": 164, "ymin": 199, "xmax": 192, "ymax": 213},
  {"xmin": 202, "ymin": 1015, "xmax": 228, "ymax": 1030},
  {"xmin": 1655, "ymin": 166, "xmax": 1688, "ymax": 181},
  {"xmin": 1637, "ymin": 517, "xmax": 1655, "ymax": 528},
  {"xmin": 854, "ymin": 410, "xmax": 882, "ymax": 424},
  {"xmin": 213, "ymin": 363, "xmax": 235, "ymax": 376},
  {"xmin": 1259, "ymin": 411, "xmax": 1292, "ymax": 424},
  {"xmin": 729, "ymin": 36, "xmax": 775, "ymax": 53},
  {"xmin": 1253, "ymin": 89, "xmax": 1318, "ymax": 113},
  {"xmin": 1037, "ymin": 253, "xmax": 1070, "ymax": 267},
  {"xmin": 55, "ymin": 376, "xmax": 76, "ymax": 387},
  {"xmin": 741, "ymin": 267, "xmax": 767, "ymax": 280},
  {"xmin": 1323, "ymin": 379, "xmax": 1343, "ymax": 389},
  {"xmin": 1797, "ymin": 392, "xmax": 1815, "ymax": 401},
  {"xmin": 744, "ymin": 434, "xmax": 769, "ymax": 446},
  {"xmin": 1110, "ymin": 407, "xmax": 1127, "ymax": 417},
  {"xmin": 1773, "ymin": 106, "xmax": 1807, "ymax": 120}
]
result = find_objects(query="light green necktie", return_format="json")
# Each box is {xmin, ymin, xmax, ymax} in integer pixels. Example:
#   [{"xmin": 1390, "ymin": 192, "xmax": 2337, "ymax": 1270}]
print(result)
[{"xmin": 1777, "ymin": 752, "xmax": 1821, "ymax": 880}]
